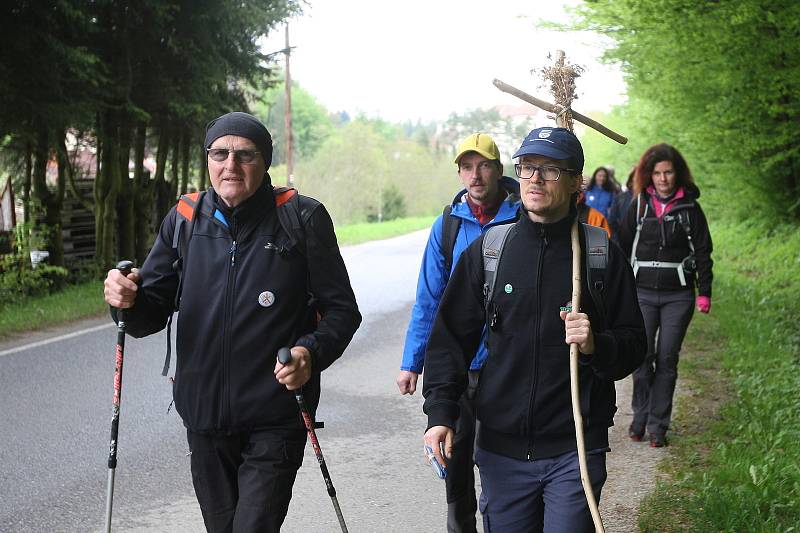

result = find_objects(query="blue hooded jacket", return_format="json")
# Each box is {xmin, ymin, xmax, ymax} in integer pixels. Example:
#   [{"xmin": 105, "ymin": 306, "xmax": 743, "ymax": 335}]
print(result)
[{"xmin": 400, "ymin": 176, "xmax": 520, "ymax": 373}]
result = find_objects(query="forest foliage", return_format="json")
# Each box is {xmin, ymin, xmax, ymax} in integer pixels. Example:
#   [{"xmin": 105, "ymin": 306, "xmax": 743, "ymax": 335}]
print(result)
[{"xmin": 574, "ymin": 0, "xmax": 799, "ymax": 223}]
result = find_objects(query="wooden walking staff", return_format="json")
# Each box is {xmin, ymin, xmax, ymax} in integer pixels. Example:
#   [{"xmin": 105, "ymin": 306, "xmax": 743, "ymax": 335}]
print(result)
[{"xmin": 499, "ymin": 51, "xmax": 617, "ymax": 532}]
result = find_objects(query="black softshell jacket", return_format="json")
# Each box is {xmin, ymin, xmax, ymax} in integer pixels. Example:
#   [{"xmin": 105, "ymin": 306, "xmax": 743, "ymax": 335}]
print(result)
[
  {"xmin": 618, "ymin": 186, "xmax": 713, "ymax": 297},
  {"xmin": 423, "ymin": 212, "xmax": 646, "ymax": 460},
  {"xmin": 116, "ymin": 185, "xmax": 361, "ymax": 433}
]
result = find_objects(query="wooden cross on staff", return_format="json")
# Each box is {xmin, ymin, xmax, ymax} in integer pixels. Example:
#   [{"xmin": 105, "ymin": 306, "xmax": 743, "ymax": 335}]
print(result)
[
  {"xmin": 494, "ymin": 51, "xmax": 628, "ymax": 144},
  {"xmin": 495, "ymin": 50, "xmax": 614, "ymax": 533}
]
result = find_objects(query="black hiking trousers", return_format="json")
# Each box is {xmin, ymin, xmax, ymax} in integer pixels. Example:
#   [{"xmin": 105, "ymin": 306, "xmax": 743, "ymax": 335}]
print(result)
[
  {"xmin": 187, "ymin": 427, "xmax": 306, "ymax": 533},
  {"xmin": 446, "ymin": 370, "xmax": 480, "ymax": 533},
  {"xmin": 631, "ymin": 287, "xmax": 695, "ymax": 437}
]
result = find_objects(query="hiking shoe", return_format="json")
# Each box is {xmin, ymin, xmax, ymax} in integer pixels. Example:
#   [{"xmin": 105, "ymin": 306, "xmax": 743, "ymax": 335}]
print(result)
[
  {"xmin": 649, "ymin": 433, "xmax": 668, "ymax": 448},
  {"xmin": 628, "ymin": 424, "xmax": 645, "ymax": 442}
]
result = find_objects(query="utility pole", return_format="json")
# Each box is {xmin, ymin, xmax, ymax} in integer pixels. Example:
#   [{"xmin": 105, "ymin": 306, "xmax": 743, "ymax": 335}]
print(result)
[{"xmin": 284, "ymin": 23, "xmax": 294, "ymax": 187}]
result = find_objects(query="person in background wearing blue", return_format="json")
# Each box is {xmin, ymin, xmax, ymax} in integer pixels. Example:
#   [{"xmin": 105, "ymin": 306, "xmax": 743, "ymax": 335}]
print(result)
[
  {"xmin": 397, "ymin": 133, "xmax": 519, "ymax": 533},
  {"xmin": 584, "ymin": 166, "xmax": 617, "ymax": 218}
]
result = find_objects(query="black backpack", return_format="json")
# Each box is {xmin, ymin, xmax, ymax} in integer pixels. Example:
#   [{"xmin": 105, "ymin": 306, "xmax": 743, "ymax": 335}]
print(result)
[
  {"xmin": 162, "ymin": 186, "xmax": 313, "ymax": 376},
  {"xmin": 440, "ymin": 205, "xmax": 461, "ymax": 274},
  {"xmin": 481, "ymin": 222, "xmax": 609, "ymax": 331}
]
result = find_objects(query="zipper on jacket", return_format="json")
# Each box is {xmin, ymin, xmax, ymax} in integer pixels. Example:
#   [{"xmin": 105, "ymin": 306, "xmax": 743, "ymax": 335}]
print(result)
[
  {"xmin": 526, "ymin": 226, "xmax": 547, "ymax": 456},
  {"xmin": 220, "ymin": 237, "xmax": 238, "ymax": 429}
]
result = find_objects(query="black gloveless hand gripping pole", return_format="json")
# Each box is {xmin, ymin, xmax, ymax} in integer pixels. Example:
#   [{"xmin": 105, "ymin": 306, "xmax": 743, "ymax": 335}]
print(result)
[
  {"xmin": 104, "ymin": 260, "xmax": 134, "ymax": 533},
  {"xmin": 277, "ymin": 347, "xmax": 348, "ymax": 533}
]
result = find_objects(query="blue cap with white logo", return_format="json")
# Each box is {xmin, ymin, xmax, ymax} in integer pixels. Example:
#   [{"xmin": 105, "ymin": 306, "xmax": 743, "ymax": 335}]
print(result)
[{"xmin": 512, "ymin": 127, "xmax": 584, "ymax": 173}]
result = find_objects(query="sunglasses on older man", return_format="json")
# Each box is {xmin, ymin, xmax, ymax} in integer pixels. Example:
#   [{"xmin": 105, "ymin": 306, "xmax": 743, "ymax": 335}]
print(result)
[{"xmin": 206, "ymin": 148, "xmax": 261, "ymax": 164}]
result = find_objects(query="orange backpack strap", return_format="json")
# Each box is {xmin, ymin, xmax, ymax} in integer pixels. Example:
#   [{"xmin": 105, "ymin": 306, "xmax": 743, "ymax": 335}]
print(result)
[
  {"xmin": 176, "ymin": 191, "xmax": 202, "ymax": 221},
  {"xmin": 273, "ymin": 186, "xmax": 298, "ymax": 207}
]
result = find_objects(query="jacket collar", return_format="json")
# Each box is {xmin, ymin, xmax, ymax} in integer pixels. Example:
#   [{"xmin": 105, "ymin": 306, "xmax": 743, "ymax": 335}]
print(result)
[{"xmin": 518, "ymin": 203, "xmax": 577, "ymax": 241}]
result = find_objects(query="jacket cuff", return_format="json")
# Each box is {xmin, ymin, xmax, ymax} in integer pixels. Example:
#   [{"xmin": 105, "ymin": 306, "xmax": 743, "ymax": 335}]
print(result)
[
  {"xmin": 425, "ymin": 402, "xmax": 459, "ymax": 432},
  {"xmin": 295, "ymin": 334, "xmax": 321, "ymax": 370}
]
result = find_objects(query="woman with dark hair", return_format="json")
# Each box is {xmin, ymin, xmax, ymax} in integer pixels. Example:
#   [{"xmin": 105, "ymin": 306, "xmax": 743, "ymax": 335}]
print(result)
[
  {"xmin": 584, "ymin": 166, "xmax": 617, "ymax": 217},
  {"xmin": 618, "ymin": 143, "xmax": 713, "ymax": 448}
]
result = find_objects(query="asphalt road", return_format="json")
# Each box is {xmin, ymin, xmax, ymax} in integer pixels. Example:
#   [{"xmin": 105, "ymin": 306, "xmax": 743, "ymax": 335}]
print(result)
[
  {"xmin": 0, "ymin": 227, "xmax": 659, "ymax": 532},
  {"xmin": 0, "ymin": 229, "xmax": 448, "ymax": 533}
]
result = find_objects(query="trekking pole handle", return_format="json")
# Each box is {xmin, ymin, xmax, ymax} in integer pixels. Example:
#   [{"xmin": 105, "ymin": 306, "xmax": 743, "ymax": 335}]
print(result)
[
  {"xmin": 277, "ymin": 346, "xmax": 292, "ymax": 366},
  {"xmin": 116, "ymin": 260, "xmax": 134, "ymax": 277},
  {"xmin": 115, "ymin": 260, "xmax": 134, "ymax": 320}
]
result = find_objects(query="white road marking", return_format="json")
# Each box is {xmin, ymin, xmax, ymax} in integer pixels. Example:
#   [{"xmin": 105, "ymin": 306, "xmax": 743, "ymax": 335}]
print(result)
[{"xmin": 0, "ymin": 323, "xmax": 114, "ymax": 358}]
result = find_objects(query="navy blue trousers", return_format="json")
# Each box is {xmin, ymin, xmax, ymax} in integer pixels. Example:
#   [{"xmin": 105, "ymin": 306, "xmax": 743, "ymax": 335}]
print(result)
[{"xmin": 475, "ymin": 446, "xmax": 607, "ymax": 533}]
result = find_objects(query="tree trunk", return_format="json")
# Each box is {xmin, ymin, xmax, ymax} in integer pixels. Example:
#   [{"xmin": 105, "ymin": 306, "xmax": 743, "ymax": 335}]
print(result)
[
  {"xmin": 179, "ymin": 128, "xmax": 190, "ymax": 195},
  {"xmin": 153, "ymin": 119, "xmax": 173, "ymax": 224},
  {"xmin": 196, "ymin": 142, "xmax": 207, "ymax": 191},
  {"xmin": 94, "ymin": 110, "xmax": 121, "ymax": 268},
  {"xmin": 22, "ymin": 142, "xmax": 32, "ymax": 226},
  {"xmin": 132, "ymin": 122, "xmax": 153, "ymax": 264},
  {"xmin": 31, "ymin": 124, "xmax": 65, "ymax": 268},
  {"xmin": 117, "ymin": 121, "xmax": 135, "ymax": 262}
]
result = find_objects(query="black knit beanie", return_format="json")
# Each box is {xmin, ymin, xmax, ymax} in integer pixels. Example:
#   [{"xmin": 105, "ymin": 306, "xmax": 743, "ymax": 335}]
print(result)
[{"xmin": 204, "ymin": 112, "xmax": 273, "ymax": 170}]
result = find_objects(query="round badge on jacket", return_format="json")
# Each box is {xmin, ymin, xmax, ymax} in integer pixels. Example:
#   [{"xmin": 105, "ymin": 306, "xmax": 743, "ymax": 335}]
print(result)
[{"xmin": 258, "ymin": 291, "xmax": 275, "ymax": 307}]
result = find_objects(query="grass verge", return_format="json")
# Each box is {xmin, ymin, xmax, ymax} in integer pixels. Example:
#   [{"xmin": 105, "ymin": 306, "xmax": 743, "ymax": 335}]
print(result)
[
  {"xmin": 0, "ymin": 280, "xmax": 106, "ymax": 339},
  {"xmin": 638, "ymin": 220, "xmax": 800, "ymax": 532},
  {"xmin": 335, "ymin": 216, "xmax": 434, "ymax": 245},
  {"xmin": 0, "ymin": 216, "xmax": 436, "ymax": 339}
]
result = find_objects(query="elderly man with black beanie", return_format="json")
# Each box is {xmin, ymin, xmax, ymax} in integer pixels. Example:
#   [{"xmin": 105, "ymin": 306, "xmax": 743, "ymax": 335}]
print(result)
[{"xmin": 103, "ymin": 111, "xmax": 361, "ymax": 532}]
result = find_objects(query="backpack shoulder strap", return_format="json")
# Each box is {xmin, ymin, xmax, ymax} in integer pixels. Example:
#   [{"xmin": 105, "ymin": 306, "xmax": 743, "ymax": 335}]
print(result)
[
  {"xmin": 274, "ymin": 187, "xmax": 303, "ymax": 253},
  {"xmin": 576, "ymin": 202, "xmax": 590, "ymax": 224},
  {"xmin": 172, "ymin": 191, "xmax": 206, "ymax": 304},
  {"xmin": 273, "ymin": 186, "xmax": 320, "ymax": 257},
  {"xmin": 630, "ymin": 193, "xmax": 648, "ymax": 266},
  {"xmin": 164, "ymin": 190, "xmax": 205, "ymax": 377},
  {"xmin": 581, "ymin": 222, "xmax": 608, "ymax": 330},
  {"xmin": 440, "ymin": 204, "xmax": 461, "ymax": 275},
  {"xmin": 482, "ymin": 223, "xmax": 514, "ymax": 329}
]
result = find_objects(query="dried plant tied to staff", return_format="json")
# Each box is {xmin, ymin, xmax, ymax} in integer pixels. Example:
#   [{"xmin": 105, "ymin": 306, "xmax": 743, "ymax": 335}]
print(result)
[{"xmin": 538, "ymin": 51, "xmax": 584, "ymax": 131}]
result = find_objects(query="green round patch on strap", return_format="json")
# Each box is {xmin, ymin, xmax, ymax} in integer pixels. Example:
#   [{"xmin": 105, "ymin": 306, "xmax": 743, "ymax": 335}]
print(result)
[{"xmin": 504, "ymin": 283, "xmax": 513, "ymax": 294}]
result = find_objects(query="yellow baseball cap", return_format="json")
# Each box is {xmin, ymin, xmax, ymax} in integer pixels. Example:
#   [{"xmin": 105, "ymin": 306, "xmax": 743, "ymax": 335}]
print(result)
[{"xmin": 454, "ymin": 133, "xmax": 501, "ymax": 165}]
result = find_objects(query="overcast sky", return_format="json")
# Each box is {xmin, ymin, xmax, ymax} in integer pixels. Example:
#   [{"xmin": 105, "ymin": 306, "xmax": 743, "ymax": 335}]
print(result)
[{"xmin": 261, "ymin": 0, "xmax": 626, "ymax": 124}]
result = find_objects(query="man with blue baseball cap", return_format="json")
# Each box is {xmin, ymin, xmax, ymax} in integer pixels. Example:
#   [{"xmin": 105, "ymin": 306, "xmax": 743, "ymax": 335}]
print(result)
[{"xmin": 423, "ymin": 127, "xmax": 645, "ymax": 532}]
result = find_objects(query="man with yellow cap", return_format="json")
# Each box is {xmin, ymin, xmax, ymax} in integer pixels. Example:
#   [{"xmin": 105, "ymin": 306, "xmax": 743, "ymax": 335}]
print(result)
[{"xmin": 396, "ymin": 133, "xmax": 519, "ymax": 532}]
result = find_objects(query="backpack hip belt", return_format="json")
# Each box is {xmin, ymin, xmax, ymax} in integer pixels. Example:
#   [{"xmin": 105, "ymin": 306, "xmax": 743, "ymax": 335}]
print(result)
[{"xmin": 632, "ymin": 259, "xmax": 688, "ymax": 286}]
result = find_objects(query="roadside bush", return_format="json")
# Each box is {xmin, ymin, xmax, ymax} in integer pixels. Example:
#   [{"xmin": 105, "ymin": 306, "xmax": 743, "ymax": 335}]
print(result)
[{"xmin": 0, "ymin": 253, "xmax": 69, "ymax": 304}]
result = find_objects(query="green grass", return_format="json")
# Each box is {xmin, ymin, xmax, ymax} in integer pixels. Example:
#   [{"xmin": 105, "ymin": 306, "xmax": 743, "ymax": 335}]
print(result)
[
  {"xmin": 0, "ymin": 280, "xmax": 106, "ymax": 338},
  {"xmin": 0, "ymin": 216, "xmax": 436, "ymax": 339},
  {"xmin": 335, "ymin": 216, "xmax": 435, "ymax": 245},
  {"xmin": 638, "ymin": 220, "xmax": 800, "ymax": 532}
]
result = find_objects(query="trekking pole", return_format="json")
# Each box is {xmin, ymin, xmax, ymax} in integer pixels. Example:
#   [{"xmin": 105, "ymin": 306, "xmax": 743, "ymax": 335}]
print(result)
[
  {"xmin": 104, "ymin": 260, "xmax": 134, "ymax": 533},
  {"xmin": 570, "ymin": 222, "xmax": 605, "ymax": 533},
  {"xmin": 277, "ymin": 347, "xmax": 348, "ymax": 533}
]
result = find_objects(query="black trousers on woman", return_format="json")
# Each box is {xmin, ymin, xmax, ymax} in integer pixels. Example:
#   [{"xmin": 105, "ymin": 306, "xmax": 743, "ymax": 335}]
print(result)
[{"xmin": 631, "ymin": 287, "xmax": 695, "ymax": 437}]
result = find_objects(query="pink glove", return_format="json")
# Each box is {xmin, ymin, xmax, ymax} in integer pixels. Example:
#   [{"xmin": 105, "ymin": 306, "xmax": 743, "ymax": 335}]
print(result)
[{"xmin": 696, "ymin": 296, "xmax": 711, "ymax": 314}]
